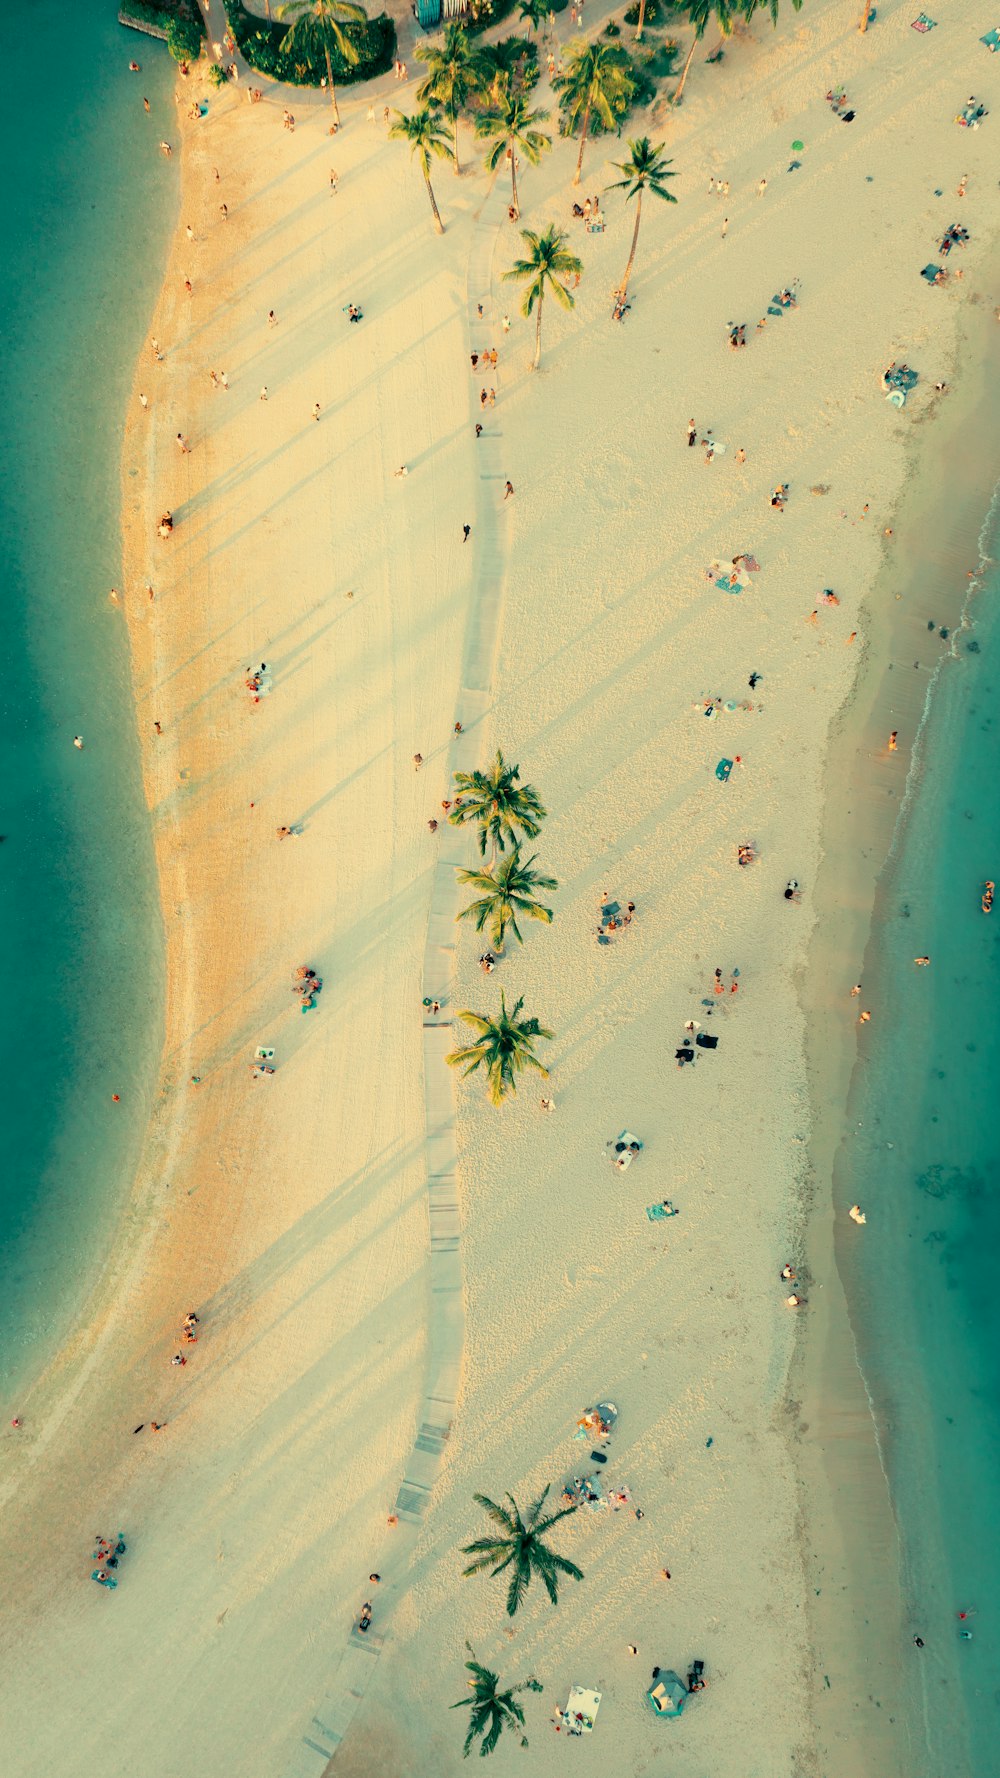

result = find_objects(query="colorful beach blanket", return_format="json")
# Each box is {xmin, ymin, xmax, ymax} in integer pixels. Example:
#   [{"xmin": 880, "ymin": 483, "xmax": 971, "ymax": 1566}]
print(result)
[
  {"xmin": 981, "ymin": 26, "xmax": 1000, "ymax": 49},
  {"xmin": 911, "ymin": 13, "xmax": 936, "ymax": 30}
]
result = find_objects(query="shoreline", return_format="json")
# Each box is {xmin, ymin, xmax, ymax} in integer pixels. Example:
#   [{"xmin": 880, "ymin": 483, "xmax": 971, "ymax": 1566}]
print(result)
[{"xmin": 793, "ymin": 251, "xmax": 1000, "ymax": 1777}]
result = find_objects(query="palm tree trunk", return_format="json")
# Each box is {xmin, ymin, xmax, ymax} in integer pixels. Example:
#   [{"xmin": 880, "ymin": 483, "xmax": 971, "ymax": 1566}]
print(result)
[
  {"xmin": 323, "ymin": 40, "xmax": 340, "ymax": 127},
  {"xmin": 510, "ymin": 148, "xmax": 519, "ymax": 218},
  {"xmin": 672, "ymin": 33, "xmax": 699, "ymax": 104},
  {"xmin": 573, "ymin": 100, "xmax": 591, "ymax": 186},
  {"xmin": 452, "ymin": 103, "xmax": 461, "ymax": 175},
  {"xmin": 423, "ymin": 166, "xmax": 445, "ymax": 234},
  {"xmin": 615, "ymin": 190, "xmax": 642, "ymax": 310},
  {"xmin": 858, "ymin": 0, "xmax": 871, "ymax": 30},
  {"xmin": 636, "ymin": 0, "xmax": 647, "ymax": 40},
  {"xmin": 532, "ymin": 287, "xmax": 543, "ymax": 371}
]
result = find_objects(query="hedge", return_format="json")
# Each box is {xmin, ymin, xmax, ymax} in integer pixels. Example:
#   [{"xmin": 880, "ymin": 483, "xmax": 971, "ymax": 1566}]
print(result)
[
  {"xmin": 220, "ymin": 0, "xmax": 396, "ymax": 87},
  {"xmin": 121, "ymin": 0, "xmax": 205, "ymax": 60}
]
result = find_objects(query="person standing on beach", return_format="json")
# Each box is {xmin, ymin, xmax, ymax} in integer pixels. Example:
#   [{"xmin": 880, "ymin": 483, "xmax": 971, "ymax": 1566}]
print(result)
[
  {"xmin": 756, "ymin": 177, "xmax": 767, "ymax": 197},
  {"xmin": 312, "ymin": 402, "xmax": 321, "ymax": 422},
  {"xmin": 330, "ymin": 169, "xmax": 339, "ymax": 192},
  {"xmin": 260, "ymin": 385, "xmax": 268, "ymax": 401},
  {"xmin": 687, "ymin": 418, "xmax": 696, "ymax": 447},
  {"xmin": 504, "ymin": 480, "xmax": 514, "ymax": 500},
  {"xmin": 176, "ymin": 433, "xmax": 190, "ymax": 454},
  {"xmin": 139, "ymin": 392, "xmax": 149, "ymax": 410},
  {"xmin": 721, "ymin": 215, "xmax": 729, "ymax": 238},
  {"xmin": 462, "ymin": 524, "xmax": 471, "ymax": 542}
]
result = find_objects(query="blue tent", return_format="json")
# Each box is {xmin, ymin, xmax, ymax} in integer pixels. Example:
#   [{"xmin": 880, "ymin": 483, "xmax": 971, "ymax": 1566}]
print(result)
[
  {"xmin": 416, "ymin": 0, "xmax": 441, "ymax": 25},
  {"xmin": 646, "ymin": 1672, "xmax": 687, "ymax": 1718}
]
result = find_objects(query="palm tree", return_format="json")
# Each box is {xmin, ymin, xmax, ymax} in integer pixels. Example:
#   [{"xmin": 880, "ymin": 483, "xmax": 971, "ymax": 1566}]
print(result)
[
  {"xmin": 517, "ymin": 0, "xmax": 551, "ymax": 34},
  {"xmin": 417, "ymin": 22, "xmax": 485, "ymax": 175},
  {"xmin": 452, "ymin": 1647, "xmax": 543, "ymax": 1759},
  {"xmin": 743, "ymin": 0, "xmax": 804, "ymax": 24},
  {"xmin": 477, "ymin": 37, "xmax": 539, "ymax": 106},
  {"xmin": 858, "ymin": 0, "xmax": 872, "ymax": 30},
  {"xmin": 607, "ymin": 137, "xmax": 677, "ymax": 311},
  {"xmin": 389, "ymin": 107, "xmax": 452, "ymax": 234},
  {"xmin": 475, "ymin": 96, "xmax": 551, "ymax": 218},
  {"xmin": 456, "ymin": 848, "xmax": 557, "ymax": 949},
  {"xmin": 447, "ymin": 992, "xmax": 553, "ymax": 1105},
  {"xmin": 554, "ymin": 40, "xmax": 635, "ymax": 186},
  {"xmin": 461, "ymin": 1486, "xmax": 583, "ymax": 1614},
  {"xmin": 671, "ymin": 0, "xmax": 733, "ymax": 106},
  {"xmin": 277, "ymin": 0, "xmax": 368, "ymax": 127},
  {"xmin": 448, "ymin": 750, "xmax": 546, "ymax": 857},
  {"xmin": 503, "ymin": 225, "xmax": 582, "ymax": 370}
]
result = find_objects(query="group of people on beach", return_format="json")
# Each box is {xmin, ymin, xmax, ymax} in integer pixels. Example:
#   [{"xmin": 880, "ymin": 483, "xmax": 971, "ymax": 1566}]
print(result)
[{"xmin": 91, "ymin": 1532, "xmax": 127, "ymax": 1590}]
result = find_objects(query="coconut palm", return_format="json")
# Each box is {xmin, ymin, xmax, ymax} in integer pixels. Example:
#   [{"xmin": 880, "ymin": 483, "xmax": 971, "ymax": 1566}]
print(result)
[
  {"xmin": 456, "ymin": 848, "xmax": 557, "ymax": 949},
  {"xmin": 449, "ymin": 750, "xmax": 546, "ymax": 857},
  {"xmin": 517, "ymin": 0, "xmax": 551, "ymax": 34},
  {"xmin": 607, "ymin": 137, "xmax": 677, "ymax": 311},
  {"xmin": 447, "ymin": 993, "xmax": 553, "ymax": 1105},
  {"xmin": 671, "ymin": 0, "xmax": 734, "ymax": 105},
  {"xmin": 461, "ymin": 1486, "xmax": 583, "ymax": 1615},
  {"xmin": 554, "ymin": 39, "xmax": 635, "ymax": 186},
  {"xmin": 503, "ymin": 224, "xmax": 582, "ymax": 370},
  {"xmin": 477, "ymin": 36, "xmax": 540, "ymax": 106},
  {"xmin": 277, "ymin": 0, "xmax": 368, "ymax": 127},
  {"xmin": 389, "ymin": 106, "xmax": 452, "ymax": 234},
  {"xmin": 475, "ymin": 96, "xmax": 551, "ymax": 218},
  {"xmin": 743, "ymin": 0, "xmax": 804, "ymax": 25},
  {"xmin": 452, "ymin": 1647, "xmax": 543, "ymax": 1758},
  {"xmin": 417, "ymin": 22, "xmax": 485, "ymax": 175}
]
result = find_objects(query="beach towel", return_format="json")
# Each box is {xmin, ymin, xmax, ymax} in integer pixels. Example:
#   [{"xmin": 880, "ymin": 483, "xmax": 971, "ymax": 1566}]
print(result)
[
  {"xmin": 982, "ymin": 27, "xmax": 1000, "ymax": 50},
  {"xmin": 911, "ymin": 12, "xmax": 935, "ymax": 29},
  {"xmin": 921, "ymin": 263, "xmax": 944, "ymax": 282},
  {"xmin": 715, "ymin": 758, "xmax": 733, "ymax": 782},
  {"xmin": 646, "ymin": 1202, "xmax": 678, "ymax": 1220},
  {"xmin": 767, "ymin": 304, "xmax": 783, "ymax": 317},
  {"xmin": 696, "ymin": 1032, "xmax": 719, "ymax": 1049}
]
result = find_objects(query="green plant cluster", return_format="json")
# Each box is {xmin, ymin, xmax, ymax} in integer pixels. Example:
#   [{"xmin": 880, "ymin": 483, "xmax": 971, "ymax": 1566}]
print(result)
[
  {"xmin": 121, "ymin": 0, "xmax": 205, "ymax": 62},
  {"xmin": 464, "ymin": 0, "xmax": 519, "ymax": 37},
  {"xmin": 623, "ymin": 0, "xmax": 668, "ymax": 21},
  {"xmin": 220, "ymin": 0, "xmax": 396, "ymax": 86}
]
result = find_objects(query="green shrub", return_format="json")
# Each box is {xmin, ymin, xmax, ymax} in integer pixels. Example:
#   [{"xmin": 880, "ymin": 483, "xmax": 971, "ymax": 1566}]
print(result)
[
  {"xmin": 623, "ymin": 0, "xmax": 666, "ymax": 22},
  {"xmin": 221, "ymin": 0, "xmax": 396, "ymax": 86},
  {"xmin": 166, "ymin": 15, "xmax": 203, "ymax": 61},
  {"xmin": 604, "ymin": 19, "xmax": 622, "ymax": 33},
  {"xmin": 207, "ymin": 61, "xmax": 229, "ymax": 88},
  {"xmin": 464, "ymin": 0, "xmax": 518, "ymax": 37}
]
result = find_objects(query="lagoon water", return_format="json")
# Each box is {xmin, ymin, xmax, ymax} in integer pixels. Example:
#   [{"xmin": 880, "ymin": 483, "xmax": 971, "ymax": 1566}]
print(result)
[
  {"xmin": 838, "ymin": 502, "xmax": 1000, "ymax": 1777},
  {"xmin": 0, "ymin": 6, "xmax": 176, "ymax": 1400}
]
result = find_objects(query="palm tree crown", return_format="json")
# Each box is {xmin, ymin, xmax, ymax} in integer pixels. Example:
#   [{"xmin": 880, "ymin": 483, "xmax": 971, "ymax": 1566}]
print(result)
[
  {"xmin": 475, "ymin": 96, "xmax": 551, "ymax": 217},
  {"xmin": 389, "ymin": 106, "xmax": 453, "ymax": 234},
  {"xmin": 503, "ymin": 225, "xmax": 582, "ymax": 370},
  {"xmin": 607, "ymin": 137, "xmax": 677, "ymax": 309},
  {"xmin": 449, "ymin": 750, "xmax": 546, "ymax": 856},
  {"xmin": 277, "ymin": 0, "xmax": 367, "ymax": 124},
  {"xmin": 554, "ymin": 40, "xmax": 635, "ymax": 184},
  {"xmin": 447, "ymin": 992, "xmax": 553, "ymax": 1106},
  {"xmin": 417, "ymin": 22, "xmax": 485, "ymax": 173},
  {"xmin": 462, "ymin": 1486, "xmax": 583, "ymax": 1615},
  {"xmin": 456, "ymin": 847, "xmax": 557, "ymax": 949},
  {"xmin": 451, "ymin": 1647, "xmax": 543, "ymax": 1759},
  {"xmin": 517, "ymin": 0, "xmax": 552, "ymax": 34}
]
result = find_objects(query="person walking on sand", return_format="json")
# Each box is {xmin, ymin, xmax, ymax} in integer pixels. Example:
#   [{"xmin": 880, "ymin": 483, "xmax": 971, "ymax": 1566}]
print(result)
[
  {"xmin": 462, "ymin": 524, "xmax": 471, "ymax": 542},
  {"xmin": 736, "ymin": 446, "xmax": 746, "ymax": 464},
  {"xmin": 721, "ymin": 215, "xmax": 729, "ymax": 238},
  {"xmin": 475, "ymin": 423, "xmax": 483, "ymax": 438},
  {"xmin": 220, "ymin": 202, "xmax": 228, "ymax": 221},
  {"xmin": 185, "ymin": 223, "xmax": 194, "ymax": 242},
  {"xmin": 312, "ymin": 402, "xmax": 321, "ymax": 422},
  {"xmin": 502, "ymin": 314, "xmax": 510, "ymax": 333},
  {"xmin": 330, "ymin": 169, "xmax": 339, "ymax": 192},
  {"xmin": 176, "ymin": 433, "xmax": 190, "ymax": 454},
  {"xmin": 687, "ymin": 417, "xmax": 696, "ymax": 447},
  {"xmin": 756, "ymin": 177, "xmax": 767, "ymax": 197},
  {"xmin": 260, "ymin": 385, "xmax": 268, "ymax": 401},
  {"xmin": 268, "ymin": 309, "xmax": 277, "ymax": 327},
  {"xmin": 504, "ymin": 480, "xmax": 514, "ymax": 499},
  {"xmin": 139, "ymin": 392, "xmax": 149, "ymax": 410},
  {"xmin": 412, "ymin": 753, "xmax": 423, "ymax": 770}
]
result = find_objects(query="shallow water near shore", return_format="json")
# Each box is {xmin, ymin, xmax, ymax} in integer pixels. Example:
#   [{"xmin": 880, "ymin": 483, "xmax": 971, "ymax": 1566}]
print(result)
[
  {"xmin": 0, "ymin": 6, "xmax": 176, "ymax": 1400},
  {"xmin": 837, "ymin": 493, "xmax": 1000, "ymax": 1778}
]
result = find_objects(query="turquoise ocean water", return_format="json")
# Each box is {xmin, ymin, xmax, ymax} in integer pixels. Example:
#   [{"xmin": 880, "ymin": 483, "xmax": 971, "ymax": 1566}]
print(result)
[
  {"xmin": 0, "ymin": 5, "xmax": 176, "ymax": 1402},
  {"xmin": 838, "ymin": 495, "xmax": 1000, "ymax": 1777}
]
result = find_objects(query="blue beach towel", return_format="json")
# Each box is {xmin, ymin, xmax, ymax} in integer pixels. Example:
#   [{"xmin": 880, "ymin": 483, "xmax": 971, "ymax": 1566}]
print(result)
[
  {"xmin": 646, "ymin": 1202, "xmax": 679, "ymax": 1221},
  {"xmin": 982, "ymin": 27, "xmax": 1000, "ymax": 49},
  {"xmin": 715, "ymin": 758, "xmax": 734, "ymax": 782},
  {"xmin": 920, "ymin": 263, "xmax": 945, "ymax": 282}
]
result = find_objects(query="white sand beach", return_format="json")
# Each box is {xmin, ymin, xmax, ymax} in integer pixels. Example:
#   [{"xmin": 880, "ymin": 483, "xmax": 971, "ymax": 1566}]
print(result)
[{"xmin": 1, "ymin": 2, "xmax": 998, "ymax": 1774}]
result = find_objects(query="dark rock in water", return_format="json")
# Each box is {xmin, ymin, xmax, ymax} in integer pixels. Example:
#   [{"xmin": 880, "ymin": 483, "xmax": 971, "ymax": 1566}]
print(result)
[
  {"xmin": 967, "ymin": 638, "xmax": 981, "ymax": 654},
  {"xmin": 939, "ymin": 626, "xmax": 949, "ymax": 639},
  {"xmin": 927, "ymin": 619, "xmax": 936, "ymax": 630}
]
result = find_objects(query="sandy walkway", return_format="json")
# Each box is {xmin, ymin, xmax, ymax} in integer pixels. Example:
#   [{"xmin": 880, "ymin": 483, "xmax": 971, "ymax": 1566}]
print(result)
[{"xmin": 1, "ymin": 5, "xmax": 998, "ymax": 1776}]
